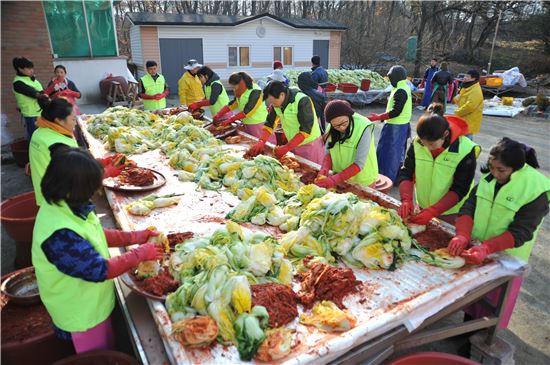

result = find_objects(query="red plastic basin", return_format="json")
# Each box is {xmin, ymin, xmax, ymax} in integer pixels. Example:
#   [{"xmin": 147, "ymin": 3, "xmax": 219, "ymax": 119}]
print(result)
[
  {"xmin": 337, "ymin": 83, "xmax": 359, "ymax": 93},
  {"xmin": 10, "ymin": 139, "xmax": 30, "ymax": 168},
  {"xmin": 0, "ymin": 191, "xmax": 39, "ymax": 242},
  {"xmin": 361, "ymin": 79, "xmax": 371, "ymax": 91},
  {"xmin": 325, "ymin": 83, "xmax": 337, "ymax": 92},
  {"xmin": 388, "ymin": 352, "xmax": 480, "ymax": 365}
]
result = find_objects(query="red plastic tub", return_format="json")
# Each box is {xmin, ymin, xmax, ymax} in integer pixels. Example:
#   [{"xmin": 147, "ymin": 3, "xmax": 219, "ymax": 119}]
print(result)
[
  {"xmin": 0, "ymin": 191, "xmax": 39, "ymax": 268},
  {"xmin": 325, "ymin": 83, "xmax": 337, "ymax": 92},
  {"xmin": 1, "ymin": 269, "xmax": 75, "ymax": 365},
  {"xmin": 337, "ymin": 83, "xmax": 359, "ymax": 93},
  {"xmin": 388, "ymin": 352, "xmax": 480, "ymax": 365},
  {"xmin": 10, "ymin": 139, "xmax": 29, "ymax": 168},
  {"xmin": 0, "ymin": 191, "xmax": 39, "ymax": 242},
  {"xmin": 361, "ymin": 79, "xmax": 371, "ymax": 91}
]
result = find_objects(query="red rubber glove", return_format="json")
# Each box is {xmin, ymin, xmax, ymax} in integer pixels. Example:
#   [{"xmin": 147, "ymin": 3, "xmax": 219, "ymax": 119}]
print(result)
[
  {"xmin": 97, "ymin": 156, "xmax": 114, "ymax": 167},
  {"xmin": 409, "ymin": 207, "xmax": 438, "ymax": 225},
  {"xmin": 103, "ymin": 164, "xmax": 123, "ymax": 178},
  {"xmin": 104, "ymin": 228, "xmax": 160, "ymax": 247},
  {"xmin": 188, "ymin": 99, "xmax": 211, "ymax": 112},
  {"xmin": 246, "ymin": 129, "xmax": 272, "ymax": 157},
  {"xmin": 152, "ymin": 93, "xmax": 165, "ymax": 100},
  {"xmin": 315, "ymin": 163, "xmax": 360, "ymax": 188},
  {"xmin": 275, "ymin": 133, "xmax": 305, "ymax": 159},
  {"xmin": 221, "ymin": 112, "xmax": 246, "ymax": 126},
  {"xmin": 331, "ymin": 163, "xmax": 361, "ymax": 184},
  {"xmin": 367, "ymin": 112, "xmax": 390, "ymax": 122},
  {"xmin": 44, "ymin": 79, "xmax": 61, "ymax": 95},
  {"xmin": 105, "ymin": 243, "xmax": 164, "ymax": 279},
  {"xmin": 315, "ymin": 175, "xmax": 338, "ymax": 189},
  {"xmin": 213, "ymin": 105, "xmax": 231, "ymax": 123},
  {"xmin": 409, "ymin": 191, "xmax": 459, "ymax": 224},
  {"xmin": 61, "ymin": 89, "xmax": 80, "ymax": 98},
  {"xmin": 318, "ymin": 154, "xmax": 333, "ymax": 177},
  {"xmin": 447, "ymin": 215, "xmax": 474, "ymax": 256},
  {"xmin": 461, "ymin": 231, "xmax": 515, "ymax": 265},
  {"xmin": 140, "ymin": 93, "xmax": 156, "ymax": 100},
  {"xmin": 398, "ymin": 180, "xmax": 414, "ymax": 219}
]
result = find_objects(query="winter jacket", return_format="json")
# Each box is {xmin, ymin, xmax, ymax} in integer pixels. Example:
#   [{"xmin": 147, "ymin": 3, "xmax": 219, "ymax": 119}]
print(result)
[
  {"xmin": 297, "ymin": 72, "xmax": 327, "ymax": 129},
  {"xmin": 454, "ymin": 81, "xmax": 483, "ymax": 134},
  {"xmin": 178, "ymin": 71, "xmax": 204, "ymax": 106}
]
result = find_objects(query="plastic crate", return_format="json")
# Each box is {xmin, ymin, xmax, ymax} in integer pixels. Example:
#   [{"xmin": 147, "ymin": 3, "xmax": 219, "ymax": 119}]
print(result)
[
  {"xmin": 337, "ymin": 83, "xmax": 359, "ymax": 93},
  {"xmin": 325, "ymin": 83, "xmax": 337, "ymax": 92}
]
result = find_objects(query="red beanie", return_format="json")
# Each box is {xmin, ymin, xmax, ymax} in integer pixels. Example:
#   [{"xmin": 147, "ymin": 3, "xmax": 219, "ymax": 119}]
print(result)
[
  {"xmin": 273, "ymin": 60, "xmax": 283, "ymax": 70},
  {"xmin": 324, "ymin": 100, "xmax": 354, "ymax": 123}
]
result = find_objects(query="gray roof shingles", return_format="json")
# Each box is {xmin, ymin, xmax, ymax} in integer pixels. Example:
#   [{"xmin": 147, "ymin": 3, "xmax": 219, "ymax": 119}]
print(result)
[{"xmin": 126, "ymin": 12, "xmax": 346, "ymax": 30}]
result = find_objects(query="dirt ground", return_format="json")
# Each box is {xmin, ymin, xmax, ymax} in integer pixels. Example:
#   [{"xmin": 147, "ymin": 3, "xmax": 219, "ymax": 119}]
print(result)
[{"xmin": 1, "ymin": 102, "xmax": 548, "ymax": 364}]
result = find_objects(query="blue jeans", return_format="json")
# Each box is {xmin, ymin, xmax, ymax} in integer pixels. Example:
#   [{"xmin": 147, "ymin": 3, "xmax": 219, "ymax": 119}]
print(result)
[{"xmin": 24, "ymin": 117, "xmax": 37, "ymax": 141}]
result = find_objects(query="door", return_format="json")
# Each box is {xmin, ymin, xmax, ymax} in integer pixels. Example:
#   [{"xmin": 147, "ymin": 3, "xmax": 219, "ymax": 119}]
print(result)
[
  {"xmin": 313, "ymin": 40, "xmax": 329, "ymax": 69},
  {"xmin": 159, "ymin": 38, "xmax": 203, "ymax": 96}
]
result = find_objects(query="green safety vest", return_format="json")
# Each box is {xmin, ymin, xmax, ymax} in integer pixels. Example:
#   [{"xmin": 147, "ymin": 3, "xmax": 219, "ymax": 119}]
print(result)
[
  {"xmin": 472, "ymin": 165, "xmax": 550, "ymax": 262},
  {"xmin": 32, "ymin": 200, "xmax": 115, "ymax": 332},
  {"xmin": 329, "ymin": 113, "xmax": 378, "ymax": 187},
  {"xmin": 237, "ymin": 84, "xmax": 268, "ymax": 125},
  {"xmin": 140, "ymin": 73, "xmax": 166, "ymax": 111},
  {"xmin": 386, "ymin": 79, "xmax": 412, "ymax": 125},
  {"xmin": 413, "ymin": 136, "xmax": 480, "ymax": 215},
  {"xmin": 29, "ymin": 127, "xmax": 78, "ymax": 206},
  {"xmin": 13, "ymin": 75, "xmax": 43, "ymax": 117},
  {"xmin": 205, "ymin": 80, "xmax": 229, "ymax": 117},
  {"xmin": 274, "ymin": 92, "xmax": 321, "ymax": 146}
]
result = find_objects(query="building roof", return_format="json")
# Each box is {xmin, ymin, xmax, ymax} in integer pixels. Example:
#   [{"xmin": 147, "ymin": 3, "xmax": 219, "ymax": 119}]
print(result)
[{"xmin": 125, "ymin": 12, "xmax": 347, "ymax": 30}]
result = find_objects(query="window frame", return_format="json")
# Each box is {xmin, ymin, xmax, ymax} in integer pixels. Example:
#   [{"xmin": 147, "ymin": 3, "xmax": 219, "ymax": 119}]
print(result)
[
  {"xmin": 273, "ymin": 45, "xmax": 293, "ymax": 66},
  {"xmin": 228, "ymin": 45, "xmax": 251, "ymax": 68}
]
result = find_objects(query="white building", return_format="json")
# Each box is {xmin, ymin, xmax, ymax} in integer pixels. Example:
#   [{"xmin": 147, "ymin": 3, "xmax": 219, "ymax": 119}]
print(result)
[{"xmin": 123, "ymin": 12, "xmax": 346, "ymax": 92}]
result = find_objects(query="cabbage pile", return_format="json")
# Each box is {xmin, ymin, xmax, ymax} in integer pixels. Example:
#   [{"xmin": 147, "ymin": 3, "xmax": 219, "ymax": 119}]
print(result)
[
  {"xmin": 86, "ymin": 107, "xmax": 212, "ymax": 157},
  {"xmin": 227, "ymin": 184, "xmax": 327, "ymax": 232},
  {"xmin": 285, "ymin": 69, "xmax": 388, "ymax": 89},
  {"xmin": 166, "ymin": 222, "xmax": 293, "ymax": 354},
  {"xmin": 194, "ymin": 154, "xmax": 302, "ymax": 194}
]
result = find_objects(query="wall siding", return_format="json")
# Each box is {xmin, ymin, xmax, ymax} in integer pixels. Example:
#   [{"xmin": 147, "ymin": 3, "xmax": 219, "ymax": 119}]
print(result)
[
  {"xmin": 140, "ymin": 26, "xmax": 161, "ymax": 73},
  {"xmin": 156, "ymin": 17, "xmax": 332, "ymax": 81},
  {"xmin": 1, "ymin": 1, "xmax": 53, "ymax": 143},
  {"xmin": 329, "ymin": 31, "xmax": 342, "ymax": 69},
  {"xmin": 130, "ymin": 25, "xmax": 143, "ymax": 67}
]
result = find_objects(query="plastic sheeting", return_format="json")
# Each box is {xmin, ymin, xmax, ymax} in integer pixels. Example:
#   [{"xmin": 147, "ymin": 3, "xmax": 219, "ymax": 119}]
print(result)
[
  {"xmin": 79, "ymin": 120, "xmax": 526, "ymax": 365},
  {"xmin": 493, "ymin": 67, "xmax": 527, "ymax": 88},
  {"xmin": 327, "ymin": 88, "xmax": 391, "ymax": 108}
]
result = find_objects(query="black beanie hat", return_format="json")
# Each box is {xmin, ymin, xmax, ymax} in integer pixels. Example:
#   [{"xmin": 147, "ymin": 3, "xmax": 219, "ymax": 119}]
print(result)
[{"xmin": 324, "ymin": 100, "xmax": 354, "ymax": 123}]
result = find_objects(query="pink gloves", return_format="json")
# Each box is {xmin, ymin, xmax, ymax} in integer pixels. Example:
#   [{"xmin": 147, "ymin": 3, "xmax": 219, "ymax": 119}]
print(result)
[
  {"xmin": 105, "ymin": 243, "xmax": 164, "ymax": 279},
  {"xmin": 103, "ymin": 228, "xmax": 159, "ymax": 247}
]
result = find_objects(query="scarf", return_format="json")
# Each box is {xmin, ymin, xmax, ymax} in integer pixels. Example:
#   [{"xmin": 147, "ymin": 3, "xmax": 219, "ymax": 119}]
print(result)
[{"xmin": 36, "ymin": 117, "xmax": 74, "ymax": 137}]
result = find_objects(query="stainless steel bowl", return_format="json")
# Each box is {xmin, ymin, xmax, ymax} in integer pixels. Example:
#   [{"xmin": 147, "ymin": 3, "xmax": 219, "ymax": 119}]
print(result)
[{"xmin": 1, "ymin": 267, "xmax": 41, "ymax": 305}]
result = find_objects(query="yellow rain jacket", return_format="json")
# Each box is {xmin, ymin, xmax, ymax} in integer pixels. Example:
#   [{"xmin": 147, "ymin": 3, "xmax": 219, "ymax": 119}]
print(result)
[
  {"xmin": 178, "ymin": 71, "xmax": 204, "ymax": 106},
  {"xmin": 454, "ymin": 82, "xmax": 483, "ymax": 134}
]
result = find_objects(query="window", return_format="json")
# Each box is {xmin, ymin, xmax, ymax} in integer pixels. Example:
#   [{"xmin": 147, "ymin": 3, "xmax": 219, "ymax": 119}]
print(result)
[
  {"xmin": 273, "ymin": 46, "xmax": 293, "ymax": 65},
  {"xmin": 43, "ymin": 0, "xmax": 117, "ymax": 58},
  {"xmin": 283, "ymin": 47, "xmax": 293, "ymax": 65},
  {"xmin": 228, "ymin": 46, "xmax": 250, "ymax": 67},
  {"xmin": 273, "ymin": 47, "xmax": 281, "ymax": 62}
]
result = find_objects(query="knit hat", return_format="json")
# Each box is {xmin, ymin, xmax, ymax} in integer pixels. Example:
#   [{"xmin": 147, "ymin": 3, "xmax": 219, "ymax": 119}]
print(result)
[
  {"xmin": 273, "ymin": 60, "xmax": 283, "ymax": 70},
  {"xmin": 324, "ymin": 100, "xmax": 354, "ymax": 123}
]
